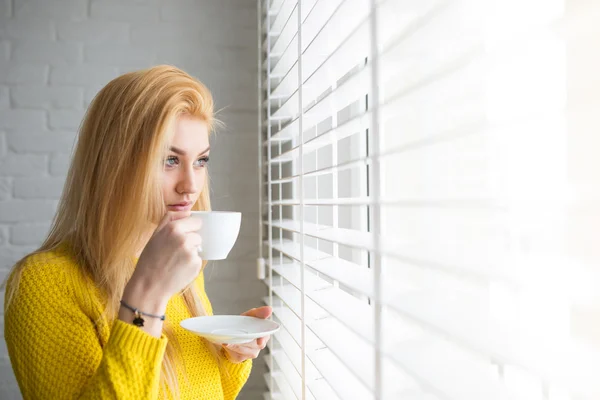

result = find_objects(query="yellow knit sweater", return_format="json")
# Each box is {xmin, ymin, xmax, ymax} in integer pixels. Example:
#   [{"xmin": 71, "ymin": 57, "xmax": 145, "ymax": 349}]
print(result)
[{"xmin": 4, "ymin": 243, "xmax": 252, "ymax": 399}]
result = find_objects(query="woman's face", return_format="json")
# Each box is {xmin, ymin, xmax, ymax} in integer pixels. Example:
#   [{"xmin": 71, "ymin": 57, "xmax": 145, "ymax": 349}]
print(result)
[{"xmin": 162, "ymin": 115, "xmax": 210, "ymax": 213}]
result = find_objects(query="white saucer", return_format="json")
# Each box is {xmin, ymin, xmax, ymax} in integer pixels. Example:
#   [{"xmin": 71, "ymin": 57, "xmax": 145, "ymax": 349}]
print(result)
[{"xmin": 180, "ymin": 315, "xmax": 280, "ymax": 344}]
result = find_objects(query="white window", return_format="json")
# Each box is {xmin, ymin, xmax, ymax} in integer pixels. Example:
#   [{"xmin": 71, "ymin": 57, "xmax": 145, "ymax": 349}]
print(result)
[{"xmin": 258, "ymin": 0, "xmax": 600, "ymax": 399}]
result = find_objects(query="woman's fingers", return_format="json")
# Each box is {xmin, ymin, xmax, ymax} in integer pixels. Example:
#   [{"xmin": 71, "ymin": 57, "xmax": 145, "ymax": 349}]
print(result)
[
  {"xmin": 185, "ymin": 231, "xmax": 203, "ymax": 249},
  {"xmin": 223, "ymin": 334, "xmax": 271, "ymax": 363},
  {"xmin": 154, "ymin": 211, "xmax": 179, "ymax": 232},
  {"xmin": 223, "ymin": 344, "xmax": 259, "ymax": 361},
  {"xmin": 170, "ymin": 215, "xmax": 203, "ymax": 233},
  {"xmin": 241, "ymin": 306, "xmax": 272, "ymax": 319},
  {"xmin": 256, "ymin": 335, "xmax": 270, "ymax": 349}
]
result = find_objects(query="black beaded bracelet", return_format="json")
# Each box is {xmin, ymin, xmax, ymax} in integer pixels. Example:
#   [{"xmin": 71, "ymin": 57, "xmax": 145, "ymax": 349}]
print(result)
[{"xmin": 119, "ymin": 299, "xmax": 166, "ymax": 327}]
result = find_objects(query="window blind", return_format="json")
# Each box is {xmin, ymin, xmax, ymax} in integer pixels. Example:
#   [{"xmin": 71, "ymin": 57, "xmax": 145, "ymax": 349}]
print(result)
[{"xmin": 258, "ymin": 0, "xmax": 600, "ymax": 399}]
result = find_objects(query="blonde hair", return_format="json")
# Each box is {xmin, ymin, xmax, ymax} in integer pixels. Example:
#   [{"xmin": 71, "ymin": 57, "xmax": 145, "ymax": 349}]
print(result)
[{"xmin": 5, "ymin": 65, "xmax": 218, "ymax": 397}]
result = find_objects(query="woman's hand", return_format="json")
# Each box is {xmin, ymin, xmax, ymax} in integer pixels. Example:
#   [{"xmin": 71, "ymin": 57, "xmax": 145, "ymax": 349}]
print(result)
[
  {"xmin": 120, "ymin": 211, "xmax": 203, "ymax": 337},
  {"xmin": 130, "ymin": 211, "xmax": 203, "ymax": 298},
  {"xmin": 222, "ymin": 306, "xmax": 273, "ymax": 363}
]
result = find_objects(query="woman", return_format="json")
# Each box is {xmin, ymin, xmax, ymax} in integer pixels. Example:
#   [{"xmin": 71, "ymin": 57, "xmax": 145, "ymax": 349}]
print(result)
[{"xmin": 3, "ymin": 65, "xmax": 270, "ymax": 399}]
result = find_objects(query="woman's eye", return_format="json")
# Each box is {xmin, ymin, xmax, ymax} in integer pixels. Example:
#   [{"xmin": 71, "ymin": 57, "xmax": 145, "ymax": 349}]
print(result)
[
  {"xmin": 195, "ymin": 156, "xmax": 210, "ymax": 167},
  {"xmin": 165, "ymin": 156, "xmax": 179, "ymax": 167}
]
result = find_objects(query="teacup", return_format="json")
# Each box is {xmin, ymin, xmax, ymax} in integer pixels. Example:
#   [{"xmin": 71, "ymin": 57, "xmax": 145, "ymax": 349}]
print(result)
[{"xmin": 189, "ymin": 211, "xmax": 242, "ymax": 260}]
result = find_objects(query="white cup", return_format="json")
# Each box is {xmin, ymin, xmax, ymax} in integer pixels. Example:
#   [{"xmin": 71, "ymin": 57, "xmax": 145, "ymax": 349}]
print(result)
[{"xmin": 189, "ymin": 211, "xmax": 242, "ymax": 260}]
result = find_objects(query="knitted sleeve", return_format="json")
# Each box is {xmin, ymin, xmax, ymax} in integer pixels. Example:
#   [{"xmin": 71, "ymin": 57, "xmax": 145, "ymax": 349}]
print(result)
[
  {"xmin": 195, "ymin": 272, "xmax": 252, "ymax": 400},
  {"xmin": 4, "ymin": 258, "xmax": 168, "ymax": 400}
]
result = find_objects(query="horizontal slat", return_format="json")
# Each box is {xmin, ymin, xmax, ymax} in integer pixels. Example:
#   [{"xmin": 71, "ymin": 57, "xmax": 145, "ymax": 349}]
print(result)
[
  {"xmin": 268, "ymin": 109, "xmax": 369, "ymax": 164},
  {"xmin": 386, "ymin": 287, "xmax": 506, "ymax": 362},
  {"xmin": 268, "ymin": 0, "xmax": 349, "ymax": 86},
  {"xmin": 269, "ymin": 0, "xmax": 296, "ymax": 34},
  {"xmin": 276, "ymin": 154, "xmax": 368, "ymax": 180},
  {"xmin": 269, "ymin": 0, "xmax": 343, "ymax": 98},
  {"xmin": 271, "ymin": 28, "xmax": 373, "ymax": 123},
  {"xmin": 384, "ymin": 280, "xmax": 600, "ymax": 397},
  {"xmin": 271, "ymin": 262, "xmax": 331, "ymax": 292},
  {"xmin": 270, "ymin": 304, "xmax": 323, "ymax": 352},
  {"xmin": 265, "ymin": 78, "xmax": 290, "ymax": 99},
  {"xmin": 307, "ymin": 287, "xmax": 373, "ymax": 343},
  {"xmin": 270, "ymin": 364, "xmax": 298, "ymax": 400},
  {"xmin": 299, "ymin": 0, "xmax": 344, "ymax": 53},
  {"xmin": 268, "ymin": 115, "xmax": 298, "ymax": 141},
  {"xmin": 272, "ymin": 330, "xmax": 301, "ymax": 375},
  {"xmin": 267, "ymin": 0, "xmax": 322, "ymax": 96},
  {"xmin": 271, "ymin": 349, "xmax": 304, "ymax": 400},
  {"xmin": 308, "ymin": 257, "xmax": 373, "ymax": 296},
  {"xmin": 268, "ymin": 197, "xmax": 499, "ymax": 208},
  {"xmin": 270, "ymin": 284, "xmax": 302, "ymax": 318},
  {"xmin": 269, "ymin": 238, "xmax": 326, "ymax": 263},
  {"xmin": 267, "ymin": 257, "xmax": 375, "ymax": 344},
  {"xmin": 306, "ymin": 379, "xmax": 340, "ymax": 400},
  {"xmin": 269, "ymin": 147, "xmax": 295, "ymax": 164},
  {"xmin": 267, "ymin": 251, "xmax": 578, "ymax": 393},
  {"xmin": 308, "ymin": 317, "xmax": 417, "ymax": 398},
  {"xmin": 266, "ymin": 0, "xmax": 475, "ymax": 137},
  {"xmin": 263, "ymin": 372, "xmax": 285, "ymax": 400},
  {"xmin": 271, "ymin": 220, "xmax": 363, "ymax": 245},
  {"xmin": 269, "ymin": 175, "xmax": 295, "ymax": 185},
  {"xmin": 270, "ymin": 304, "xmax": 301, "ymax": 343},
  {"xmin": 387, "ymin": 335, "xmax": 512, "ymax": 400},
  {"xmin": 375, "ymin": 0, "xmax": 480, "ymax": 105},
  {"xmin": 265, "ymin": 209, "xmax": 516, "ymax": 285},
  {"xmin": 275, "ymin": 328, "xmax": 322, "ymax": 382},
  {"xmin": 270, "ymin": 219, "xmax": 395, "ymax": 254},
  {"xmin": 266, "ymin": 102, "xmax": 485, "ymax": 171},
  {"xmin": 269, "ymin": 86, "xmax": 298, "ymax": 121},
  {"xmin": 270, "ymin": 239, "xmax": 373, "ymax": 297},
  {"xmin": 266, "ymin": 0, "xmax": 370, "ymax": 134},
  {"xmin": 270, "ymin": 42, "xmax": 298, "ymax": 80},
  {"xmin": 267, "ymin": 206, "xmax": 519, "ymax": 282},
  {"xmin": 299, "ymin": 257, "xmax": 371, "ymax": 296},
  {"xmin": 269, "ymin": 282, "xmax": 329, "ymax": 323},
  {"xmin": 268, "ymin": 268, "xmax": 377, "ymax": 349},
  {"xmin": 300, "ymin": 108, "xmax": 369, "ymax": 150},
  {"xmin": 374, "ymin": 206, "xmax": 518, "ymax": 283},
  {"xmin": 269, "ymin": 290, "xmax": 451, "ymax": 399},
  {"xmin": 267, "ymin": 0, "xmax": 285, "ymax": 15},
  {"xmin": 308, "ymin": 317, "xmax": 374, "ymax": 391},
  {"xmin": 270, "ymin": 197, "xmax": 370, "ymax": 206},
  {"xmin": 301, "ymin": 0, "xmax": 368, "ymax": 75},
  {"xmin": 384, "ymin": 283, "xmax": 575, "ymax": 393},
  {"xmin": 270, "ymin": 5, "xmax": 297, "ymax": 56},
  {"xmin": 386, "ymin": 391, "xmax": 441, "ymax": 400},
  {"xmin": 267, "ymin": 104, "xmax": 369, "ymax": 146},
  {"xmin": 272, "ymin": 59, "xmax": 370, "ymax": 122},
  {"xmin": 307, "ymin": 347, "xmax": 373, "ymax": 400},
  {"xmin": 300, "ymin": 3, "xmax": 370, "ymax": 105},
  {"xmin": 270, "ymin": 62, "xmax": 298, "ymax": 100}
]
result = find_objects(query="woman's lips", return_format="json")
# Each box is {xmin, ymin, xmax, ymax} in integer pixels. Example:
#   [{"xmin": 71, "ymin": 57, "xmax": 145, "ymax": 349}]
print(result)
[{"xmin": 168, "ymin": 202, "xmax": 193, "ymax": 211}]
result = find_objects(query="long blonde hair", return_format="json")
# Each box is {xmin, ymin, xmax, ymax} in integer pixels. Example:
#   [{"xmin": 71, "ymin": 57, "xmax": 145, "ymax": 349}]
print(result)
[{"xmin": 5, "ymin": 65, "xmax": 217, "ymax": 397}]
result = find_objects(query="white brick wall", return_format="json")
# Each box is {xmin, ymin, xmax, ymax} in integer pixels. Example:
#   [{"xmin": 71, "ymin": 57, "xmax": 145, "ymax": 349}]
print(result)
[{"xmin": 0, "ymin": 1, "xmax": 262, "ymax": 399}]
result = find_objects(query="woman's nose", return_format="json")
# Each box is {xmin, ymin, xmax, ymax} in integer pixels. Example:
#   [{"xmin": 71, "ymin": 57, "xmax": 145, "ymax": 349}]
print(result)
[{"xmin": 176, "ymin": 166, "xmax": 199, "ymax": 194}]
